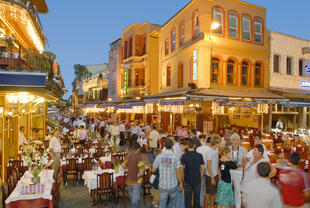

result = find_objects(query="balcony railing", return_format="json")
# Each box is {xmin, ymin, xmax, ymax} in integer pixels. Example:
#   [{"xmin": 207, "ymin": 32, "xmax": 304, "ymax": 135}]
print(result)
[{"xmin": 121, "ymin": 85, "xmax": 149, "ymax": 98}]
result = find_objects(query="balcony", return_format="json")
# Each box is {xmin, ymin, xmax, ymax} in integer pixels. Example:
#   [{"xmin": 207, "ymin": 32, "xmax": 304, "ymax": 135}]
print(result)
[
  {"xmin": 0, "ymin": 0, "xmax": 47, "ymax": 50},
  {"xmin": 122, "ymin": 55, "xmax": 147, "ymax": 68},
  {"xmin": 121, "ymin": 85, "xmax": 149, "ymax": 98}
]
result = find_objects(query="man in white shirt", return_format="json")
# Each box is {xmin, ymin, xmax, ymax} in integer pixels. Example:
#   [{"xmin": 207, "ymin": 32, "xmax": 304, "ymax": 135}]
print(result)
[
  {"xmin": 109, "ymin": 122, "xmax": 120, "ymax": 144},
  {"xmin": 205, "ymin": 136, "xmax": 221, "ymax": 208},
  {"xmin": 148, "ymin": 125, "xmax": 161, "ymax": 161},
  {"xmin": 130, "ymin": 122, "xmax": 140, "ymax": 147},
  {"xmin": 247, "ymin": 135, "xmax": 269, "ymax": 163},
  {"xmin": 243, "ymin": 162, "xmax": 282, "ymax": 208},
  {"xmin": 49, "ymin": 130, "xmax": 62, "ymax": 173},
  {"xmin": 276, "ymin": 118, "xmax": 284, "ymax": 131},
  {"xmin": 77, "ymin": 125, "xmax": 87, "ymax": 145},
  {"xmin": 119, "ymin": 121, "xmax": 126, "ymax": 145},
  {"xmin": 99, "ymin": 120, "xmax": 105, "ymax": 137},
  {"xmin": 19, "ymin": 126, "xmax": 27, "ymax": 147}
]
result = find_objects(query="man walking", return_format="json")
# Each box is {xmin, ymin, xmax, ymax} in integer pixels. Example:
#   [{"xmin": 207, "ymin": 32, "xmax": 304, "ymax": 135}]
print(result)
[
  {"xmin": 148, "ymin": 125, "xmax": 160, "ymax": 161},
  {"xmin": 49, "ymin": 130, "xmax": 62, "ymax": 173},
  {"xmin": 152, "ymin": 138, "xmax": 183, "ymax": 208},
  {"xmin": 181, "ymin": 139, "xmax": 205, "ymax": 208}
]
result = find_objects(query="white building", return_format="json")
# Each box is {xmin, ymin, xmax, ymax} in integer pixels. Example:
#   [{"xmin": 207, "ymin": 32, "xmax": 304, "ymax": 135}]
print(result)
[{"xmin": 270, "ymin": 31, "xmax": 310, "ymax": 130}]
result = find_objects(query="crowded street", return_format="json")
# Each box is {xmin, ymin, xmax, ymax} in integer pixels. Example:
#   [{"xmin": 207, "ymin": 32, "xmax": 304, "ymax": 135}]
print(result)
[{"xmin": 0, "ymin": 0, "xmax": 310, "ymax": 208}]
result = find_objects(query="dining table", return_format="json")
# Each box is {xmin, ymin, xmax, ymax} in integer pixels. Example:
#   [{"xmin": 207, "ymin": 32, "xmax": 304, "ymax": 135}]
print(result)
[{"xmin": 5, "ymin": 169, "xmax": 55, "ymax": 208}]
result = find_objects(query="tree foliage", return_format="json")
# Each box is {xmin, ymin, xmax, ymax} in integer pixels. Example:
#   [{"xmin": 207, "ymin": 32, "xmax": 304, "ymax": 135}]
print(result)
[{"xmin": 74, "ymin": 64, "xmax": 88, "ymax": 80}]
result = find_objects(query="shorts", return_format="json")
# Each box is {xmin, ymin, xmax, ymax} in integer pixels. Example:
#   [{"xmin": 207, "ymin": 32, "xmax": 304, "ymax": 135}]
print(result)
[{"xmin": 205, "ymin": 175, "xmax": 219, "ymax": 195}]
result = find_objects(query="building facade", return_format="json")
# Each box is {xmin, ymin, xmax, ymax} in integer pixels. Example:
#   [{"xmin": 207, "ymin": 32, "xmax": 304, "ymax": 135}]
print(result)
[
  {"xmin": 157, "ymin": 0, "xmax": 273, "ymax": 130},
  {"xmin": 270, "ymin": 31, "xmax": 310, "ymax": 130},
  {"xmin": 108, "ymin": 38, "xmax": 121, "ymax": 101},
  {"xmin": 120, "ymin": 22, "xmax": 161, "ymax": 99}
]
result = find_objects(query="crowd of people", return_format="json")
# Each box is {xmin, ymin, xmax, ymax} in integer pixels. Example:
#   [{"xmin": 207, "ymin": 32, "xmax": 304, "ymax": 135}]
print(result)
[{"xmin": 31, "ymin": 112, "xmax": 310, "ymax": 208}]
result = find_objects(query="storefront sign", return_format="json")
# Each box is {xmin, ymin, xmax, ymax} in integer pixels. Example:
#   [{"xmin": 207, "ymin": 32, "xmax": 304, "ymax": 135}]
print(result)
[
  {"xmin": 186, "ymin": 95, "xmax": 228, "ymax": 103},
  {"xmin": 254, "ymin": 99, "xmax": 288, "ymax": 105},
  {"xmin": 301, "ymin": 80, "xmax": 310, "ymax": 87},
  {"xmin": 305, "ymin": 60, "xmax": 310, "ymax": 77},
  {"xmin": 220, "ymin": 101, "xmax": 257, "ymax": 107},
  {"xmin": 193, "ymin": 50, "xmax": 198, "ymax": 81}
]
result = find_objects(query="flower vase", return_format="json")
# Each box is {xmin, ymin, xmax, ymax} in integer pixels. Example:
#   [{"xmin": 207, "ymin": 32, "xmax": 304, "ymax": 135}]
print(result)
[{"xmin": 30, "ymin": 176, "xmax": 40, "ymax": 185}]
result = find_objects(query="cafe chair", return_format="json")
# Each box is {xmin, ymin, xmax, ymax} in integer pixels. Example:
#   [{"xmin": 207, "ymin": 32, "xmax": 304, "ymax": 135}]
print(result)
[
  {"xmin": 63, "ymin": 158, "xmax": 78, "ymax": 185},
  {"xmin": 8, "ymin": 160, "xmax": 23, "ymax": 178},
  {"xmin": 1, "ymin": 182, "xmax": 9, "ymax": 208},
  {"xmin": 96, "ymin": 172, "xmax": 114, "ymax": 205},
  {"xmin": 117, "ymin": 171, "xmax": 128, "ymax": 199},
  {"xmin": 142, "ymin": 168, "xmax": 152, "ymax": 200}
]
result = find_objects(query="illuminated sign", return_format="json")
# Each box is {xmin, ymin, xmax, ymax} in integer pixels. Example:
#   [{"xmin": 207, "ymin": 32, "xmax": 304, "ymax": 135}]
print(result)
[
  {"xmin": 301, "ymin": 80, "xmax": 310, "ymax": 87},
  {"xmin": 193, "ymin": 50, "xmax": 198, "ymax": 81},
  {"xmin": 124, "ymin": 71, "xmax": 128, "ymax": 94}
]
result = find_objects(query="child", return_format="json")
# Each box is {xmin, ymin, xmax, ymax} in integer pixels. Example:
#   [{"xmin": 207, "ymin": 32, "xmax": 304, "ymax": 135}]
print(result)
[
  {"xmin": 215, "ymin": 146, "xmax": 238, "ymax": 208},
  {"xmin": 150, "ymin": 148, "xmax": 161, "ymax": 208}
]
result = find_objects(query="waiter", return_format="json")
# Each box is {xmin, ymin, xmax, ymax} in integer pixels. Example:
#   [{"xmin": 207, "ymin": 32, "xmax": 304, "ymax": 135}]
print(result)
[
  {"xmin": 276, "ymin": 118, "xmax": 284, "ymax": 131},
  {"xmin": 49, "ymin": 129, "xmax": 62, "ymax": 173}
]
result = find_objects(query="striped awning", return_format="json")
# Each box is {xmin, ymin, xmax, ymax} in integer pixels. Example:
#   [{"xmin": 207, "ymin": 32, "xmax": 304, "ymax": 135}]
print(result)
[
  {"xmin": 284, "ymin": 100, "xmax": 310, "ymax": 107},
  {"xmin": 160, "ymin": 99, "xmax": 186, "ymax": 106},
  {"xmin": 0, "ymin": 69, "xmax": 46, "ymax": 87},
  {"xmin": 97, "ymin": 103, "xmax": 116, "ymax": 108}
]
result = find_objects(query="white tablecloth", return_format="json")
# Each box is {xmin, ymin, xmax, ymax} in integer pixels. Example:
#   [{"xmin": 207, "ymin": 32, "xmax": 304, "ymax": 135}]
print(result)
[
  {"xmin": 5, "ymin": 170, "xmax": 54, "ymax": 204},
  {"xmin": 82, "ymin": 168, "xmax": 124, "ymax": 191}
]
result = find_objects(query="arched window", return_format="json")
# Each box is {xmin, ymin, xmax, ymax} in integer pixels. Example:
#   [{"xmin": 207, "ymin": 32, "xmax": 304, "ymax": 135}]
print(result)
[
  {"xmin": 227, "ymin": 59, "xmax": 235, "ymax": 85},
  {"xmin": 179, "ymin": 22, "xmax": 185, "ymax": 46},
  {"xmin": 211, "ymin": 57, "xmax": 220, "ymax": 83},
  {"xmin": 213, "ymin": 8, "xmax": 223, "ymax": 34},
  {"xmin": 193, "ymin": 10, "xmax": 199, "ymax": 39},
  {"xmin": 171, "ymin": 28, "xmax": 176, "ymax": 52},
  {"xmin": 242, "ymin": 15, "xmax": 251, "ymax": 41},
  {"xmin": 254, "ymin": 18, "xmax": 263, "ymax": 43},
  {"xmin": 166, "ymin": 65, "xmax": 171, "ymax": 87},
  {"xmin": 255, "ymin": 63, "xmax": 262, "ymax": 87},
  {"xmin": 241, "ymin": 61, "xmax": 249, "ymax": 86},
  {"xmin": 178, "ymin": 63, "xmax": 183, "ymax": 88},
  {"xmin": 228, "ymin": 12, "xmax": 238, "ymax": 38}
]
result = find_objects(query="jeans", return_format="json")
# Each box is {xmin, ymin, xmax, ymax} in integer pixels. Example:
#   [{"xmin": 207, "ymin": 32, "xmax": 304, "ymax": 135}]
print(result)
[
  {"xmin": 184, "ymin": 182, "xmax": 201, "ymax": 208},
  {"xmin": 159, "ymin": 185, "xmax": 178, "ymax": 208},
  {"xmin": 148, "ymin": 147, "xmax": 156, "ymax": 162},
  {"xmin": 200, "ymin": 175, "xmax": 205, "ymax": 207},
  {"xmin": 127, "ymin": 183, "xmax": 142, "ymax": 208}
]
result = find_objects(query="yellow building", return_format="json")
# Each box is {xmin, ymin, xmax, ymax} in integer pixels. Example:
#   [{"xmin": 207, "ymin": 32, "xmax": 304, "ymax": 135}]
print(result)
[
  {"xmin": 157, "ymin": 0, "xmax": 281, "ymax": 131},
  {"xmin": 0, "ymin": 0, "xmax": 65, "ymax": 180},
  {"xmin": 120, "ymin": 22, "xmax": 161, "ymax": 99}
]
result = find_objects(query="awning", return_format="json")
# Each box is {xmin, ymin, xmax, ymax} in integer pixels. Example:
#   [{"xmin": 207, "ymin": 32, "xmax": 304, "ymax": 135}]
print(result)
[
  {"xmin": 146, "ymin": 90, "xmax": 188, "ymax": 99},
  {"xmin": 130, "ymin": 101, "xmax": 145, "ymax": 106},
  {"xmin": 197, "ymin": 89, "xmax": 284, "ymax": 99},
  {"xmin": 186, "ymin": 95, "xmax": 228, "ymax": 102},
  {"xmin": 117, "ymin": 104, "xmax": 131, "ymax": 109},
  {"xmin": 160, "ymin": 99, "xmax": 186, "ymax": 106},
  {"xmin": 0, "ymin": 69, "xmax": 46, "ymax": 87},
  {"xmin": 81, "ymin": 103, "xmax": 98, "ymax": 109},
  {"xmin": 98, "ymin": 103, "xmax": 116, "ymax": 108},
  {"xmin": 144, "ymin": 98, "xmax": 159, "ymax": 104},
  {"xmin": 220, "ymin": 101, "xmax": 257, "ymax": 107},
  {"xmin": 284, "ymin": 100, "xmax": 310, "ymax": 107}
]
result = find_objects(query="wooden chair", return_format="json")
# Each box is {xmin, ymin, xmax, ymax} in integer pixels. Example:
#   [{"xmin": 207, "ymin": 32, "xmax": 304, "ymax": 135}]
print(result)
[
  {"xmin": 63, "ymin": 158, "xmax": 78, "ymax": 184},
  {"xmin": 117, "ymin": 171, "xmax": 128, "ymax": 199},
  {"xmin": 142, "ymin": 168, "xmax": 152, "ymax": 199},
  {"xmin": 8, "ymin": 175, "xmax": 15, "ymax": 194},
  {"xmin": 1, "ymin": 182, "xmax": 9, "ymax": 208},
  {"xmin": 96, "ymin": 172, "xmax": 114, "ymax": 204},
  {"xmin": 62, "ymin": 147, "xmax": 70, "ymax": 157},
  {"xmin": 8, "ymin": 160, "xmax": 23, "ymax": 178}
]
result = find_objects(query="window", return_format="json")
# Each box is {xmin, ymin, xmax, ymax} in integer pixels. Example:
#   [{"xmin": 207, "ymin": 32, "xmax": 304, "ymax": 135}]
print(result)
[
  {"xmin": 242, "ymin": 15, "xmax": 251, "ymax": 41},
  {"xmin": 228, "ymin": 12, "xmax": 238, "ymax": 38},
  {"xmin": 241, "ymin": 61, "xmax": 249, "ymax": 86},
  {"xmin": 171, "ymin": 29, "xmax": 176, "ymax": 52},
  {"xmin": 179, "ymin": 22, "xmax": 185, "ymax": 46},
  {"xmin": 299, "ymin": 59, "xmax": 304, "ymax": 76},
  {"xmin": 211, "ymin": 57, "xmax": 220, "ymax": 83},
  {"xmin": 135, "ymin": 35, "xmax": 146, "ymax": 56},
  {"xmin": 273, "ymin": 55, "xmax": 280, "ymax": 72},
  {"xmin": 124, "ymin": 40, "xmax": 128, "ymax": 59},
  {"xmin": 193, "ymin": 10, "xmax": 199, "ymax": 39},
  {"xmin": 287, "ymin": 57, "xmax": 292, "ymax": 75},
  {"xmin": 255, "ymin": 63, "xmax": 262, "ymax": 87},
  {"xmin": 213, "ymin": 8, "xmax": 223, "ymax": 34},
  {"xmin": 135, "ymin": 68, "xmax": 145, "ymax": 86},
  {"xmin": 254, "ymin": 19, "xmax": 262, "ymax": 43},
  {"xmin": 165, "ymin": 39, "xmax": 169, "ymax": 55},
  {"xmin": 227, "ymin": 59, "xmax": 235, "ymax": 85},
  {"xmin": 178, "ymin": 63, "xmax": 183, "ymax": 88},
  {"xmin": 166, "ymin": 65, "xmax": 171, "ymax": 86},
  {"xmin": 128, "ymin": 38, "xmax": 133, "ymax": 57}
]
